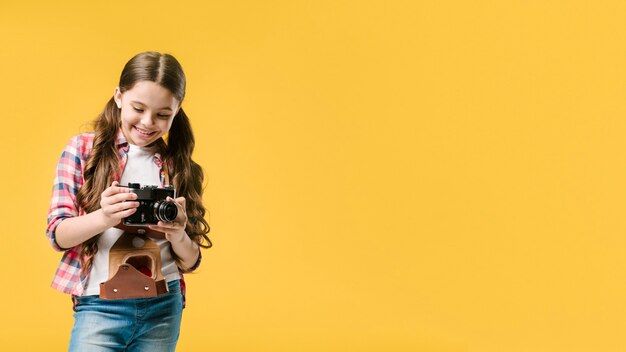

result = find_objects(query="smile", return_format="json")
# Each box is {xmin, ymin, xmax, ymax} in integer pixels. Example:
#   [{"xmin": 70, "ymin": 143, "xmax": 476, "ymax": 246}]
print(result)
[{"xmin": 134, "ymin": 127, "xmax": 156, "ymax": 137}]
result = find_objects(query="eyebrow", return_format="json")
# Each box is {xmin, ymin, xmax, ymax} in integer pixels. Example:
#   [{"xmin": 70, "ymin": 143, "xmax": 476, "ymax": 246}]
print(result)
[{"xmin": 130, "ymin": 100, "xmax": 173, "ymax": 111}]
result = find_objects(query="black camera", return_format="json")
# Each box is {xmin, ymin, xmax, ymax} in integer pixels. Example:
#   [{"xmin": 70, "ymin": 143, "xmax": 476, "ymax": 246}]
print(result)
[{"xmin": 123, "ymin": 183, "xmax": 178, "ymax": 225}]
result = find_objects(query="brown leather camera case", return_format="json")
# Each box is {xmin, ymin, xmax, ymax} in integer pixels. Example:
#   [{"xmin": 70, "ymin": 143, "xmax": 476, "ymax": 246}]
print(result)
[{"xmin": 100, "ymin": 234, "xmax": 168, "ymax": 300}]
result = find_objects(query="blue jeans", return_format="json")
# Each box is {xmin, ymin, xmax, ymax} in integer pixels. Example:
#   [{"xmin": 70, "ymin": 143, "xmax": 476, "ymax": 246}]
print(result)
[{"xmin": 69, "ymin": 280, "xmax": 183, "ymax": 352}]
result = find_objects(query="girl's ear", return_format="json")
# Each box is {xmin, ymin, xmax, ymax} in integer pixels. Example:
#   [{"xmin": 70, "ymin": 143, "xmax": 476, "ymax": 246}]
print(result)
[{"xmin": 113, "ymin": 87, "xmax": 122, "ymax": 109}]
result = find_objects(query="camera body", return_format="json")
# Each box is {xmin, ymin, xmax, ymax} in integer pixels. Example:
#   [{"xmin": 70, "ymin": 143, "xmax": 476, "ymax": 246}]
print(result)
[{"xmin": 123, "ymin": 183, "xmax": 178, "ymax": 226}]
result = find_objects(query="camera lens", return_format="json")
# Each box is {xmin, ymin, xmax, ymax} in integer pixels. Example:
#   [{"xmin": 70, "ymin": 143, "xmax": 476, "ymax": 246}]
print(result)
[{"xmin": 153, "ymin": 201, "xmax": 178, "ymax": 222}]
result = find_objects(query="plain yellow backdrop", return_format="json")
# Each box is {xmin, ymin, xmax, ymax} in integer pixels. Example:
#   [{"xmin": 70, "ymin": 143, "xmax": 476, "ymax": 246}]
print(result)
[{"xmin": 1, "ymin": 0, "xmax": 626, "ymax": 351}]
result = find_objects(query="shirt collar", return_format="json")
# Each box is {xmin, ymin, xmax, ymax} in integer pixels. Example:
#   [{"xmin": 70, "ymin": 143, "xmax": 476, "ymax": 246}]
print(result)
[
  {"xmin": 116, "ymin": 128, "xmax": 128, "ymax": 147},
  {"xmin": 116, "ymin": 128, "xmax": 164, "ymax": 166}
]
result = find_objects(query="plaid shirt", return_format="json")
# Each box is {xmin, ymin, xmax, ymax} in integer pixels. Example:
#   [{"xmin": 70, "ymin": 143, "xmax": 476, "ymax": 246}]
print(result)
[{"xmin": 46, "ymin": 129, "xmax": 201, "ymax": 303}]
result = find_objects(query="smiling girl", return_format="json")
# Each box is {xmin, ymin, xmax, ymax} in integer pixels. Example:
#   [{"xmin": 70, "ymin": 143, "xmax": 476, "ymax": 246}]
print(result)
[{"xmin": 46, "ymin": 51, "xmax": 212, "ymax": 351}]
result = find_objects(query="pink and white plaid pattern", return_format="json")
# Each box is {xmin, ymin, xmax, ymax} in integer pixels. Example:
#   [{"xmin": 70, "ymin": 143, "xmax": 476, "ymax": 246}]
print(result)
[{"xmin": 46, "ymin": 130, "xmax": 201, "ymax": 302}]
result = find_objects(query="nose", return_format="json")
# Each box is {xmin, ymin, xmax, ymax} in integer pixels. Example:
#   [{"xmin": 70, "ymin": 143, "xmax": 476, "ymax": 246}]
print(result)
[{"xmin": 140, "ymin": 112, "xmax": 155, "ymax": 127}]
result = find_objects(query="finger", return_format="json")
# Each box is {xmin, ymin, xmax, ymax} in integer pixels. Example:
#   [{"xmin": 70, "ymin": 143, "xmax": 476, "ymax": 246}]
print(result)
[
  {"xmin": 102, "ymin": 184, "xmax": 132, "ymax": 197},
  {"xmin": 152, "ymin": 221, "xmax": 185, "ymax": 230},
  {"xmin": 172, "ymin": 210, "xmax": 188, "ymax": 225},
  {"xmin": 102, "ymin": 192, "xmax": 138, "ymax": 206},
  {"xmin": 147, "ymin": 224, "xmax": 170, "ymax": 233},
  {"xmin": 166, "ymin": 196, "xmax": 186, "ymax": 208},
  {"xmin": 166, "ymin": 197, "xmax": 187, "ymax": 224},
  {"xmin": 156, "ymin": 220, "xmax": 180, "ymax": 229},
  {"xmin": 175, "ymin": 197, "xmax": 186, "ymax": 209},
  {"xmin": 110, "ymin": 192, "xmax": 138, "ymax": 203},
  {"xmin": 148, "ymin": 225, "xmax": 184, "ymax": 236},
  {"xmin": 105, "ymin": 201, "xmax": 140, "ymax": 215},
  {"xmin": 115, "ymin": 207, "xmax": 138, "ymax": 219}
]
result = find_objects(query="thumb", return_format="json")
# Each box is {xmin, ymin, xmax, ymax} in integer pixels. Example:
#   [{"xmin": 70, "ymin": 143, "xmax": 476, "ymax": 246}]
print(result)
[{"xmin": 175, "ymin": 197, "xmax": 186, "ymax": 209}]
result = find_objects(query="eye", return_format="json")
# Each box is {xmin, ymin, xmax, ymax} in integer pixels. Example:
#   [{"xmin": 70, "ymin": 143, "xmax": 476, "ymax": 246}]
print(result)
[
  {"xmin": 157, "ymin": 114, "xmax": 171, "ymax": 119},
  {"xmin": 133, "ymin": 107, "xmax": 144, "ymax": 113}
]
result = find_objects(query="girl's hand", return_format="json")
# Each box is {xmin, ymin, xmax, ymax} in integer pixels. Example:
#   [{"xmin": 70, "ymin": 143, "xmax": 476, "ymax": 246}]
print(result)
[
  {"xmin": 148, "ymin": 196, "xmax": 188, "ymax": 243},
  {"xmin": 100, "ymin": 181, "xmax": 139, "ymax": 227}
]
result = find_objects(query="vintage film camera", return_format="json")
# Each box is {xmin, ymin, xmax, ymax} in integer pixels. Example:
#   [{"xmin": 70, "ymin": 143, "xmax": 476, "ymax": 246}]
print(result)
[{"xmin": 123, "ymin": 183, "xmax": 178, "ymax": 225}]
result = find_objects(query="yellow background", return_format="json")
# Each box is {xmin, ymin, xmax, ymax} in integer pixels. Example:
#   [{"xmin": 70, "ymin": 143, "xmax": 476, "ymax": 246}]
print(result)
[{"xmin": 0, "ymin": 0, "xmax": 625, "ymax": 351}]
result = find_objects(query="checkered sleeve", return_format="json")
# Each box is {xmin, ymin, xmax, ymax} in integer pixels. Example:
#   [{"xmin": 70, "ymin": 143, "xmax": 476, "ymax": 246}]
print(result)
[
  {"xmin": 186, "ymin": 249, "xmax": 202, "ymax": 273},
  {"xmin": 46, "ymin": 135, "xmax": 84, "ymax": 252}
]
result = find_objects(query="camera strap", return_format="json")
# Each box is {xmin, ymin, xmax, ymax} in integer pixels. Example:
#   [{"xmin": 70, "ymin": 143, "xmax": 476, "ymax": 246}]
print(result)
[{"xmin": 163, "ymin": 161, "xmax": 170, "ymax": 186}]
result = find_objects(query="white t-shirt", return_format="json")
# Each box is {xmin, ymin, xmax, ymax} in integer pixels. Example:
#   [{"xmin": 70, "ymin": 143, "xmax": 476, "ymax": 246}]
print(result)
[{"xmin": 84, "ymin": 143, "xmax": 181, "ymax": 296}]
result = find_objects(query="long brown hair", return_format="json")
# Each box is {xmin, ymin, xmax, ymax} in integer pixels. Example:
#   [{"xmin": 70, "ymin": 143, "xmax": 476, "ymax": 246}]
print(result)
[{"xmin": 77, "ymin": 52, "xmax": 212, "ymax": 276}]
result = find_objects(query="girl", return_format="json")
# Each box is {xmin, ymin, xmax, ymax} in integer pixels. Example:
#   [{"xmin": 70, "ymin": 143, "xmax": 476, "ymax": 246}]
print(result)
[{"xmin": 46, "ymin": 51, "xmax": 211, "ymax": 351}]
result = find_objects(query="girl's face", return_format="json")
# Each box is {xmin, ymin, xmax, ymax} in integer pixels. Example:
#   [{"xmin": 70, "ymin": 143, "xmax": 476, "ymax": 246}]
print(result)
[{"xmin": 114, "ymin": 80, "xmax": 181, "ymax": 147}]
